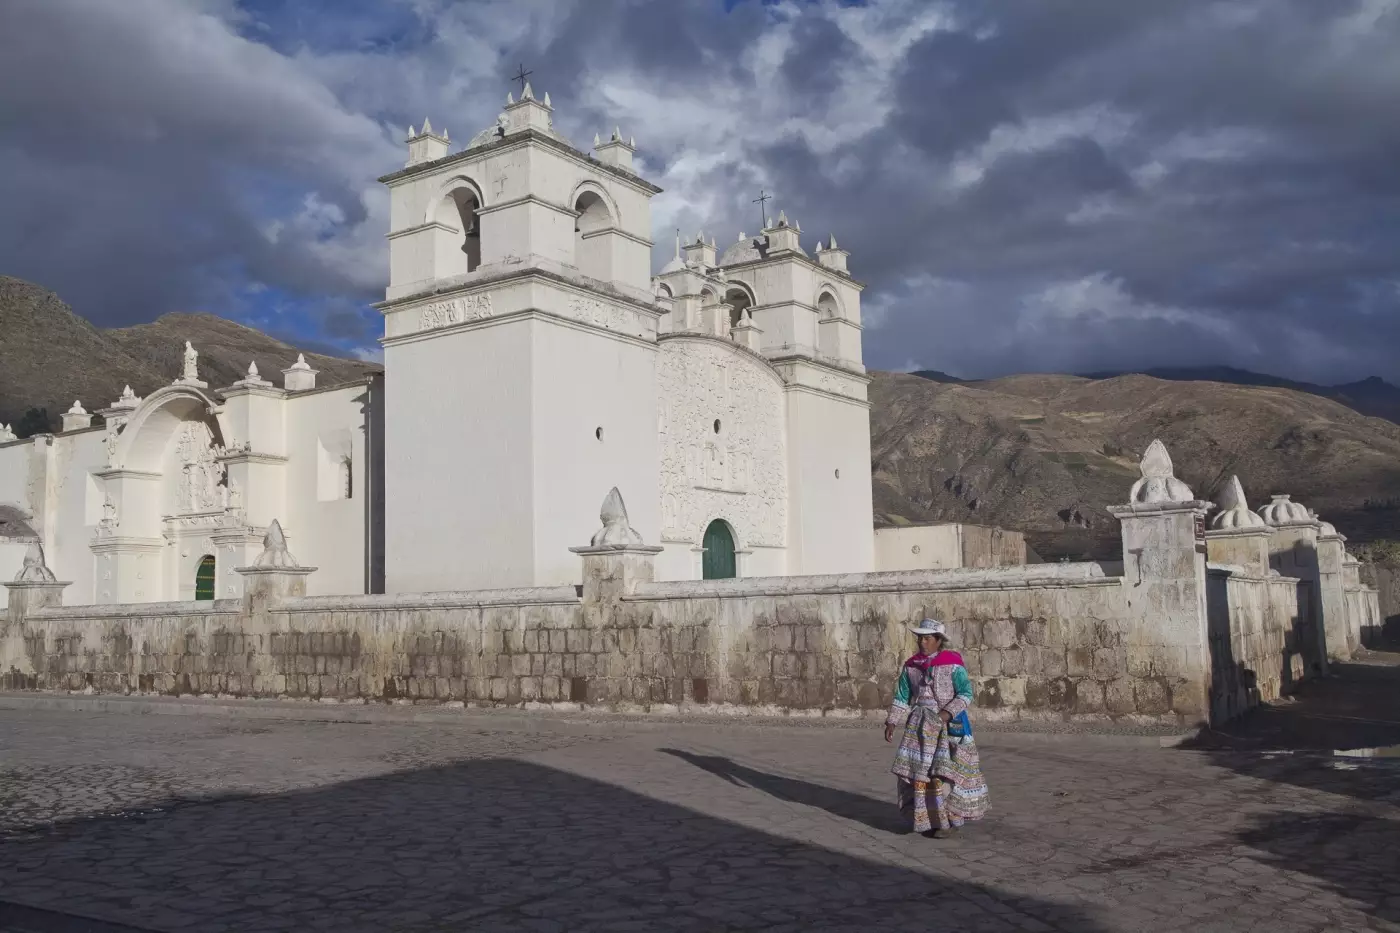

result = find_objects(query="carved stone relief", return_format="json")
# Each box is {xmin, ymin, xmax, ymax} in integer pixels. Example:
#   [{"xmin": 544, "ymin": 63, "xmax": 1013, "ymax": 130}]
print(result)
[
  {"xmin": 175, "ymin": 422, "xmax": 226, "ymax": 514},
  {"xmin": 419, "ymin": 293, "xmax": 494, "ymax": 330},
  {"xmin": 566, "ymin": 295, "xmax": 645, "ymax": 339},
  {"xmin": 657, "ymin": 341, "xmax": 787, "ymax": 547},
  {"xmin": 104, "ymin": 425, "xmax": 121, "ymax": 468}
]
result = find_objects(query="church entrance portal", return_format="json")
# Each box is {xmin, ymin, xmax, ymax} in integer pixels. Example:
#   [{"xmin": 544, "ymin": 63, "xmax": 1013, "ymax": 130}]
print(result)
[
  {"xmin": 702, "ymin": 521, "xmax": 736, "ymax": 580},
  {"xmin": 195, "ymin": 555, "xmax": 216, "ymax": 601}
]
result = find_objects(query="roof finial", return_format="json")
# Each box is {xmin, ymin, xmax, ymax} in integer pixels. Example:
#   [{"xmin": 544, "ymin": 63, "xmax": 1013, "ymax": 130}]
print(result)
[
  {"xmin": 613, "ymin": 126, "xmax": 621, "ymax": 141},
  {"xmin": 543, "ymin": 91, "xmax": 552, "ymax": 108},
  {"xmin": 628, "ymin": 135, "xmax": 635, "ymax": 148},
  {"xmin": 829, "ymin": 233, "xmax": 838, "ymax": 249},
  {"xmin": 594, "ymin": 132, "xmax": 601, "ymax": 148},
  {"xmin": 522, "ymin": 81, "xmax": 534, "ymax": 100},
  {"xmin": 422, "ymin": 117, "xmax": 433, "ymax": 135},
  {"xmin": 248, "ymin": 361, "xmax": 260, "ymax": 377},
  {"xmin": 408, "ymin": 124, "xmax": 416, "ymax": 138},
  {"xmin": 506, "ymin": 90, "xmax": 514, "ymax": 105}
]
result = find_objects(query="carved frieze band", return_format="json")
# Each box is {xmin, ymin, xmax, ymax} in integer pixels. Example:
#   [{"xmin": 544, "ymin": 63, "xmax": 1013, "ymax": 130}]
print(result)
[
  {"xmin": 418, "ymin": 293, "xmax": 494, "ymax": 331},
  {"xmin": 565, "ymin": 295, "xmax": 651, "ymax": 340}
]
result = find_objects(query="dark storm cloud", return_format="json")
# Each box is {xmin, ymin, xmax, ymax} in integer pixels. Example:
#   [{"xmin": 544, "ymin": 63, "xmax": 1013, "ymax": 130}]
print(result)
[
  {"xmin": 0, "ymin": 0, "xmax": 393, "ymax": 329},
  {"xmin": 0, "ymin": 0, "xmax": 1397, "ymax": 382},
  {"xmin": 779, "ymin": 15, "xmax": 862, "ymax": 106}
]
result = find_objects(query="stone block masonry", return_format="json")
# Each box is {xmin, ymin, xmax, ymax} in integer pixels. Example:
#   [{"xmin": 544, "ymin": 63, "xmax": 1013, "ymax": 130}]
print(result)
[{"xmin": 1, "ymin": 449, "xmax": 1380, "ymax": 729}]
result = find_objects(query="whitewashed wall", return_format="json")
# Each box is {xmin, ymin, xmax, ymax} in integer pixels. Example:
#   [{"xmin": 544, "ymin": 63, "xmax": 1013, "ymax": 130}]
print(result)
[
  {"xmin": 284, "ymin": 384, "xmax": 372, "ymax": 597},
  {"xmin": 874, "ymin": 524, "xmax": 964, "ymax": 571}
]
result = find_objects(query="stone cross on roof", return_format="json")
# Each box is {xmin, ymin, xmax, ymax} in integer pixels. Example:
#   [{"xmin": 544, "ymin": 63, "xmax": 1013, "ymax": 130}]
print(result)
[{"xmin": 512, "ymin": 63, "xmax": 533, "ymax": 97}]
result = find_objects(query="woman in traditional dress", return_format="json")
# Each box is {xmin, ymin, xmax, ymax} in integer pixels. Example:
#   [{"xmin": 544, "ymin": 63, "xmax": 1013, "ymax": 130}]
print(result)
[{"xmin": 884, "ymin": 619, "xmax": 990, "ymax": 837}]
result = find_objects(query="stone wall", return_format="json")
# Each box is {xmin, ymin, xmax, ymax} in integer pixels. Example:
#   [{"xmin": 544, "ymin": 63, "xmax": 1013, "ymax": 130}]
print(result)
[
  {"xmin": 10, "ymin": 565, "xmax": 1201, "ymax": 721},
  {"xmin": 1205, "ymin": 569, "xmax": 1311, "ymax": 724},
  {"xmin": 1357, "ymin": 561, "xmax": 1399, "ymax": 645}
]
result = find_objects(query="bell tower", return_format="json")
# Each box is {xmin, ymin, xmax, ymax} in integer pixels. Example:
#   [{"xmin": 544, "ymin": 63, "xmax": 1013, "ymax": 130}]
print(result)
[{"xmin": 376, "ymin": 86, "xmax": 664, "ymax": 592}]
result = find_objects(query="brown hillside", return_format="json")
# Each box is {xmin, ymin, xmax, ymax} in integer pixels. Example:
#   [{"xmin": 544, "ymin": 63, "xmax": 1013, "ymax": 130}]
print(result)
[
  {"xmin": 0, "ymin": 277, "xmax": 379, "ymax": 429},
  {"xmin": 871, "ymin": 371, "xmax": 1400, "ymax": 559}
]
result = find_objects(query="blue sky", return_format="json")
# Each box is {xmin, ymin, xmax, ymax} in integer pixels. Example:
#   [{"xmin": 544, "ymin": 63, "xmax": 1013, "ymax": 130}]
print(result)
[{"xmin": 2, "ymin": 0, "xmax": 1399, "ymax": 381}]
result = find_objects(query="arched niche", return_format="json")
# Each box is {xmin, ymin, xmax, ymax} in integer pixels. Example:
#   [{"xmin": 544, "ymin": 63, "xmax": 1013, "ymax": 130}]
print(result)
[
  {"xmin": 428, "ymin": 176, "xmax": 485, "ymax": 277},
  {"xmin": 816, "ymin": 288, "xmax": 843, "ymax": 361},
  {"xmin": 116, "ymin": 386, "xmax": 226, "ymax": 475},
  {"xmin": 114, "ymin": 386, "xmax": 229, "ymax": 520},
  {"xmin": 573, "ymin": 185, "xmax": 616, "ymax": 281},
  {"xmin": 722, "ymin": 284, "xmax": 755, "ymax": 329}
]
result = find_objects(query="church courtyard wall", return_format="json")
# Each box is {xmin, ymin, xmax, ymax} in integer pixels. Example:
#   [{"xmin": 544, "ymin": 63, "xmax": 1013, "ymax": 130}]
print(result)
[{"xmin": 0, "ymin": 557, "xmax": 1330, "ymax": 729}]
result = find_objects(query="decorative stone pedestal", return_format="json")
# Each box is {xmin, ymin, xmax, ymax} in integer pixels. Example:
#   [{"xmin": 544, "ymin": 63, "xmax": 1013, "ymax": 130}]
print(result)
[
  {"xmin": 571, "ymin": 487, "xmax": 662, "ymax": 610},
  {"xmin": 234, "ymin": 520, "xmax": 316, "ymax": 613},
  {"xmin": 1107, "ymin": 440, "xmax": 1212, "ymax": 724},
  {"xmin": 3, "ymin": 580, "xmax": 70, "ymax": 624}
]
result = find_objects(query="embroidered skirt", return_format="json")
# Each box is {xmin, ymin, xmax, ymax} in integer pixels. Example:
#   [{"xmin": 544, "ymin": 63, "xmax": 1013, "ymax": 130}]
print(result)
[{"xmin": 891, "ymin": 705, "xmax": 989, "ymax": 827}]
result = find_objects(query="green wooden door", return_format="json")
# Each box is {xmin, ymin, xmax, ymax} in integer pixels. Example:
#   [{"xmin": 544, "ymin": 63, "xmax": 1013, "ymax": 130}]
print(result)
[
  {"xmin": 702, "ymin": 521, "xmax": 736, "ymax": 580},
  {"xmin": 195, "ymin": 555, "xmax": 216, "ymax": 601}
]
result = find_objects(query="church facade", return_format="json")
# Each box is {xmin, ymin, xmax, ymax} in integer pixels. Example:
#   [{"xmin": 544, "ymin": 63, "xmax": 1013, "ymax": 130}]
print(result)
[{"xmin": 0, "ymin": 85, "xmax": 875, "ymax": 603}]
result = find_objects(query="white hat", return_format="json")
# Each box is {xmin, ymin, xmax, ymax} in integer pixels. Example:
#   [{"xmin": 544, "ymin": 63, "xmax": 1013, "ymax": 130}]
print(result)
[{"xmin": 909, "ymin": 619, "xmax": 945, "ymax": 637}]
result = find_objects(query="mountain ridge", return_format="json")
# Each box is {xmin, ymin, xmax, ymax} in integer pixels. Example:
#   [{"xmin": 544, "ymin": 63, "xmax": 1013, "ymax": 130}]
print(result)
[
  {"xmin": 919, "ymin": 365, "xmax": 1400, "ymax": 425},
  {"xmin": 0, "ymin": 276, "xmax": 380, "ymax": 431}
]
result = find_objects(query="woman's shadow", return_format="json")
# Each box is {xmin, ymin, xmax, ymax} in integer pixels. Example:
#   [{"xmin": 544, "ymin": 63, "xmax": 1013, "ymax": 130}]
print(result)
[{"xmin": 660, "ymin": 748, "xmax": 908, "ymax": 834}]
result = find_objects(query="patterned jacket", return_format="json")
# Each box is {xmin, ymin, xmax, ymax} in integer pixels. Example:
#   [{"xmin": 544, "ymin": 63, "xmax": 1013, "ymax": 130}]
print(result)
[{"xmin": 885, "ymin": 650, "xmax": 974, "ymax": 728}]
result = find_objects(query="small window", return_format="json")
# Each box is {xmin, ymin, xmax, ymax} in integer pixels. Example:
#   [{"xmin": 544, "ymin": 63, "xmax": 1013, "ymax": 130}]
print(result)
[
  {"xmin": 713, "ymin": 419, "xmax": 721, "ymax": 434},
  {"xmin": 595, "ymin": 427, "xmax": 604, "ymax": 441}
]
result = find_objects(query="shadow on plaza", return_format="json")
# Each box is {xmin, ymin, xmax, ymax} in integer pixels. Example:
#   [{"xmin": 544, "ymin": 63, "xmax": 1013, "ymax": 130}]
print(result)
[
  {"xmin": 1174, "ymin": 650, "xmax": 1400, "ymax": 926},
  {"xmin": 1185, "ymin": 652, "xmax": 1400, "ymax": 803},
  {"xmin": 660, "ymin": 748, "xmax": 906, "ymax": 835},
  {"xmin": 1234, "ymin": 811, "xmax": 1400, "ymax": 925},
  {"xmin": 0, "ymin": 758, "xmax": 1107, "ymax": 933}
]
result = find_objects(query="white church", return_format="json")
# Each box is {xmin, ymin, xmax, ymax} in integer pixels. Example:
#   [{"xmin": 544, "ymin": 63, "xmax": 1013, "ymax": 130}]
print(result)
[{"xmin": 0, "ymin": 85, "xmax": 882, "ymax": 604}]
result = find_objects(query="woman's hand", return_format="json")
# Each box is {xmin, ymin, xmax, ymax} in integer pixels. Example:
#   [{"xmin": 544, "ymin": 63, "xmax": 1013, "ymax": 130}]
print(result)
[
  {"xmin": 883, "ymin": 723, "xmax": 894, "ymax": 743},
  {"xmin": 939, "ymin": 710, "xmax": 952, "ymax": 724}
]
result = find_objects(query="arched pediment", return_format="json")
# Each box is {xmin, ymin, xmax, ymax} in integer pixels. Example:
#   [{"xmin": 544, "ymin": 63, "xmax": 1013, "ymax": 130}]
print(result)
[
  {"xmin": 656, "ymin": 333, "xmax": 785, "ymax": 389},
  {"xmin": 113, "ymin": 384, "xmax": 226, "ymax": 474}
]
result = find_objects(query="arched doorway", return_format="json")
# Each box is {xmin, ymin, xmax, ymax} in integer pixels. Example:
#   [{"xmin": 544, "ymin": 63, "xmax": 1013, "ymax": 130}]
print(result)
[
  {"xmin": 195, "ymin": 555, "xmax": 216, "ymax": 601},
  {"xmin": 702, "ymin": 520, "xmax": 736, "ymax": 580}
]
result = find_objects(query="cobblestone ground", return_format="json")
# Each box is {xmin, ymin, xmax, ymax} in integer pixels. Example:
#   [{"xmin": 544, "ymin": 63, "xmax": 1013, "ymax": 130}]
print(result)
[{"xmin": 1, "ymin": 696, "xmax": 1398, "ymax": 932}]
